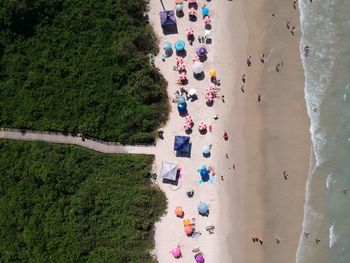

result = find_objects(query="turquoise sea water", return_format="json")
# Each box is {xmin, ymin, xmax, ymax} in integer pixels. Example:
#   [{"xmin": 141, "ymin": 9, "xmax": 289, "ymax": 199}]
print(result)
[{"xmin": 297, "ymin": 0, "xmax": 350, "ymax": 262}]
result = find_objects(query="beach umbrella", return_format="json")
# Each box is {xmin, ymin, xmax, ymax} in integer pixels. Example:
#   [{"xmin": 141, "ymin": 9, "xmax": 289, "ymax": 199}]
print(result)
[
  {"xmin": 184, "ymin": 225, "xmax": 193, "ymax": 235},
  {"xmin": 205, "ymin": 29, "xmax": 212, "ymax": 39},
  {"xmin": 163, "ymin": 42, "xmax": 172, "ymax": 52},
  {"xmin": 195, "ymin": 253, "xmax": 205, "ymax": 263},
  {"xmin": 188, "ymin": 89, "xmax": 197, "ymax": 96},
  {"xmin": 192, "ymin": 61, "xmax": 204, "ymax": 75},
  {"xmin": 172, "ymin": 246, "xmax": 181, "ymax": 258},
  {"xmin": 175, "ymin": 207, "xmax": 184, "ymax": 217},
  {"xmin": 174, "ymin": 40, "xmax": 185, "ymax": 51},
  {"xmin": 188, "ymin": 0, "xmax": 196, "ymax": 3},
  {"xmin": 177, "ymin": 95, "xmax": 187, "ymax": 105},
  {"xmin": 178, "ymin": 103, "xmax": 187, "ymax": 113},
  {"xmin": 196, "ymin": 46, "xmax": 207, "ymax": 57},
  {"xmin": 198, "ymin": 121, "xmax": 207, "ymax": 131},
  {"xmin": 178, "ymin": 63, "xmax": 186, "ymax": 71},
  {"xmin": 197, "ymin": 202, "xmax": 209, "ymax": 215},
  {"xmin": 175, "ymin": 4, "xmax": 183, "ymax": 12},
  {"xmin": 179, "ymin": 72, "xmax": 187, "ymax": 81},
  {"xmin": 185, "ymin": 115, "xmax": 193, "ymax": 123},
  {"xmin": 175, "ymin": 0, "xmax": 183, "ymax": 4},
  {"xmin": 186, "ymin": 27, "xmax": 195, "ymax": 36},
  {"xmin": 176, "ymin": 56, "xmax": 184, "ymax": 64},
  {"xmin": 199, "ymin": 167, "xmax": 209, "ymax": 181},
  {"xmin": 204, "ymin": 16, "xmax": 211, "ymax": 25},
  {"xmin": 202, "ymin": 7, "xmax": 209, "ymax": 16},
  {"xmin": 188, "ymin": 7, "xmax": 197, "ymax": 16},
  {"xmin": 209, "ymin": 69, "xmax": 216, "ymax": 78},
  {"xmin": 202, "ymin": 145, "xmax": 210, "ymax": 155},
  {"xmin": 184, "ymin": 122, "xmax": 192, "ymax": 130},
  {"xmin": 183, "ymin": 218, "xmax": 191, "ymax": 226},
  {"xmin": 192, "ymin": 55, "xmax": 200, "ymax": 62}
]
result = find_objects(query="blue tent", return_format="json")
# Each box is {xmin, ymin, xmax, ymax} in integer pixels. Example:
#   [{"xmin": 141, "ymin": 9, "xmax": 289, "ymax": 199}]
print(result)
[
  {"xmin": 197, "ymin": 202, "xmax": 209, "ymax": 215},
  {"xmin": 174, "ymin": 136, "xmax": 190, "ymax": 152}
]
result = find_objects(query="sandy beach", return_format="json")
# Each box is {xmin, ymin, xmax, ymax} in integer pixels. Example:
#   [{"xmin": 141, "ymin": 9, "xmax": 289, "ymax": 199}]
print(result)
[{"xmin": 149, "ymin": 0, "xmax": 310, "ymax": 262}]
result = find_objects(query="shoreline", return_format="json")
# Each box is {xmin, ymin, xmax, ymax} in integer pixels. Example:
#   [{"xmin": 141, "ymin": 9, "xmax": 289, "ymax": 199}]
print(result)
[{"xmin": 149, "ymin": 0, "xmax": 311, "ymax": 262}]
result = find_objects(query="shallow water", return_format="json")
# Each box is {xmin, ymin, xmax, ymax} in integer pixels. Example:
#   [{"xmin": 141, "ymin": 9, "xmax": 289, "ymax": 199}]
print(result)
[{"xmin": 297, "ymin": 0, "xmax": 350, "ymax": 262}]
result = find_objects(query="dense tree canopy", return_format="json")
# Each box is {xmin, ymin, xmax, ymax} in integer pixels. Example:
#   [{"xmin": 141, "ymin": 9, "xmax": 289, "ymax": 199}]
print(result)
[
  {"xmin": 0, "ymin": 140, "xmax": 166, "ymax": 262},
  {"xmin": 0, "ymin": 0, "xmax": 168, "ymax": 144}
]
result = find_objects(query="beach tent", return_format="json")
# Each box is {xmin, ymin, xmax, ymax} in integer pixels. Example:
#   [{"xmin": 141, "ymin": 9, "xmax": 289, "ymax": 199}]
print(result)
[
  {"xmin": 174, "ymin": 136, "xmax": 190, "ymax": 153},
  {"xmin": 160, "ymin": 161, "xmax": 178, "ymax": 181},
  {"xmin": 197, "ymin": 202, "xmax": 209, "ymax": 215},
  {"xmin": 160, "ymin": 10, "xmax": 177, "ymax": 29}
]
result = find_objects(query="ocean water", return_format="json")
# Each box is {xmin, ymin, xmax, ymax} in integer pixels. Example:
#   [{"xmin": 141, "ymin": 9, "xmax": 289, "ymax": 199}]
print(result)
[{"xmin": 297, "ymin": 0, "xmax": 350, "ymax": 262}]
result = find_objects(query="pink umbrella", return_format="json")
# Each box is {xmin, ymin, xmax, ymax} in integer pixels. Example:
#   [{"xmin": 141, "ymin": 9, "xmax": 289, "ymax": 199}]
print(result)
[
  {"xmin": 176, "ymin": 56, "xmax": 184, "ymax": 65},
  {"xmin": 186, "ymin": 27, "xmax": 194, "ymax": 36},
  {"xmin": 192, "ymin": 55, "xmax": 200, "ymax": 62},
  {"xmin": 172, "ymin": 246, "xmax": 181, "ymax": 258},
  {"xmin": 184, "ymin": 122, "xmax": 192, "ymax": 130},
  {"xmin": 179, "ymin": 72, "xmax": 187, "ymax": 80},
  {"xmin": 189, "ymin": 7, "xmax": 197, "ymax": 16},
  {"xmin": 205, "ymin": 94, "xmax": 213, "ymax": 102},
  {"xmin": 178, "ymin": 63, "xmax": 186, "ymax": 71},
  {"xmin": 198, "ymin": 121, "xmax": 207, "ymax": 131},
  {"xmin": 188, "ymin": 0, "xmax": 196, "ymax": 3},
  {"xmin": 204, "ymin": 16, "xmax": 211, "ymax": 25}
]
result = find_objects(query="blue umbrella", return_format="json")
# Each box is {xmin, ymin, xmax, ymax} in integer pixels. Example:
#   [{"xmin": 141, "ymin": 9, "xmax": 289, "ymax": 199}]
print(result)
[
  {"xmin": 163, "ymin": 42, "xmax": 172, "ymax": 52},
  {"xmin": 202, "ymin": 7, "xmax": 209, "ymax": 16},
  {"xmin": 174, "ymin": 40, "xmax": 185, "ymax": 51},
  {"xmin": 178, "ymin": 103, "xmax": 187, "ymax": 113},
  {"xmin": 200, "ymin": 168, "xmax": 209, "ymax": 181},
  {"xmin": 197, "ymin": 202, "xmax": 209, "ymax": 215}
]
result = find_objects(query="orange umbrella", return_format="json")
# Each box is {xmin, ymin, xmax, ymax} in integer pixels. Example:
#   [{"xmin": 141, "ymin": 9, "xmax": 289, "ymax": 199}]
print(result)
[
  {"xmin": 175, "ymin": 0, "xmax": 183, "ymax": 3},
  {"xmin": 175, "ymin": 207, "xmax": 184, "ymax": 217},
  {"xmin": 184, "ymin": 225, "xmax": 193, "ymax": 235}
]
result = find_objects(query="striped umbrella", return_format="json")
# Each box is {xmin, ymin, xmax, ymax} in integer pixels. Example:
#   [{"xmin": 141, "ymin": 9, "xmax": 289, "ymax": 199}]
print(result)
[
  {"xmin": 179, "ymin": 72, "xmax": 187, "ymax": 80},
  {"xmin": 192, "ymin": 55, "xmax": 200, "ymax": 62},
  {"xmin": 188, "ymin": 7, "xmax": 197, "ymax": 16},
  {"xmin": 185, "ymin": 115, "xmax": 193, "ymax": 123},
  {"xmin": 178, "ymin": 63, "xmax": 186, "ymax": 71},
  {"xmin": 176, "ymin": 56, "xmax": 184, "ymax": 64},
  {"xmin": 184, "ymin": 122, "xmax": 192, "ymax": 130},
  {"xmin": 198, "ymin": 121, "xmax": 207, "ymax": 131},
  {"xmin": 186, "ymin": 27, "xmax": 194, "ymax": 36},
  {"xmin": 204, "ymin": 16, "xmax": 211, "ymax": 25}
]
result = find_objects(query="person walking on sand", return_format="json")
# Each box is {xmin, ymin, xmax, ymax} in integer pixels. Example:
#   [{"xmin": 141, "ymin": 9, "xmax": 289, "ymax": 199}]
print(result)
[
  {"xmin": 260, "ymin": 54, "xmax": 265, "ymax": 63},
  {"xmin": 316, "ymin": 238, "xmax": 321, "ymax": 244},
  {"xmin": 304, "ymin": 232, "xmax": 310, "ymax": 238},
  {"xmin": 221, "ymin": 95, "xmax": 225, "ymax": 103},
  {"xmin": 287, "ymin": 20, "xmax": 291, "ymax": 29},
  {"xmin": 258, "ymin": 94, "xmax": 261, "ymax": 102},
  {"xmin": 242, "ymin": 74, "xmax": 246, "ymax": 83},
  {"xmin": 276, "ymin": 63, "xmax": 281, "ymax": 72},
  {"xmin": 283, "ymin": 170, "xmax": 288, "ymax": 180},
  {"xmin": 241, "ymin": 85, "xmax": 245, "ymax": 93},
  {"xmin": 293, "ymin": 0, "xmax": 297, "ymax": 9},
  {"xmin": 247, "ymin": 56, "xmax": 252, "ymax": 67},
  {"xmin": 275, "ymin": 237, "xmax": 281, "ymax": 244}
]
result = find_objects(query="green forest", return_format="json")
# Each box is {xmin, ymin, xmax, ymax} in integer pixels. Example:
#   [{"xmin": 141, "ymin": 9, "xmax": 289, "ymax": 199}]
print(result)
[
  {"xmin": 0, "ymin": 0, "xmax": 168, "ymax": 144},
  {"xmin": 0, "ymin": 140, "xmax": 166, "ymax": 262}
]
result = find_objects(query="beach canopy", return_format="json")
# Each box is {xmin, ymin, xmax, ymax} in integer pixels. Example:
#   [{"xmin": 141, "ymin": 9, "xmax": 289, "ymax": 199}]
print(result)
[
  {"xmin": 163, "ymin": 42, "xmax": 172, "ymax": 52},
  {"xmin": 174, "ymin": 136, "xmax": 190, "ymax": 152},
  {"xmin": 195, "ymin": 253, "xmax": 205, "ymax": 263},
  {"xmin": 174, "ymin": 40, "xmax": 185, "ymax": 51},
  {"xmin": 192, "ymin": 61, "xmax": 204, "ymax": 74},
  {"xmin": 160, "ymin": 161, "xmax": 178, "ymax": 181},
  {"xmin": 175, "ymin": 207, "xmax": 184, "ymax": 217},
  {"xmin": 202, "ymin": 145, "xmax": 210, "ymax": 154},
  {"xmin": 175, "ymin": 4, "xmax": 183, "ymax": 12},
  {"xmin": 160, "ymin": 10, "xmax": 177, "ymax": 28},
  {"xmin": 197, "ymin": 202, "xmax": 209, "ymax": 215},
  {"xmin": 202, "ymin": 7, "xmax": 209, "ymax": 16}
]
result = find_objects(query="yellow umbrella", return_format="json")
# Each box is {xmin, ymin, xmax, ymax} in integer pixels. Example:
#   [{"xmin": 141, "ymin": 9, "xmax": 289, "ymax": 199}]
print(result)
[
  {"xmin": 183, "ymin": 218, "xmax": 191, "ymax": 226},
  {"xmin": 209, "ymin": 69, "xmax": 216, "ymax": 78}
]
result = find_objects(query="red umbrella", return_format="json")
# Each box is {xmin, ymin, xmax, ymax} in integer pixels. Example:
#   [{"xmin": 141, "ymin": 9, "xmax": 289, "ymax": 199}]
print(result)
[
  {"xmin": 185, "ymin": 115, "xmax": 193, "ymax": 123},
  {"xmin": 204, "ymin": 16, "xmax": 211, "ymax": 25},
  {"xmin": 192, "ymin": 55, "xmax": 200, "ymax": 62},
  {"xmin": 198, "ymin": 121, "xmax": 207, "ymax": 131}
]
